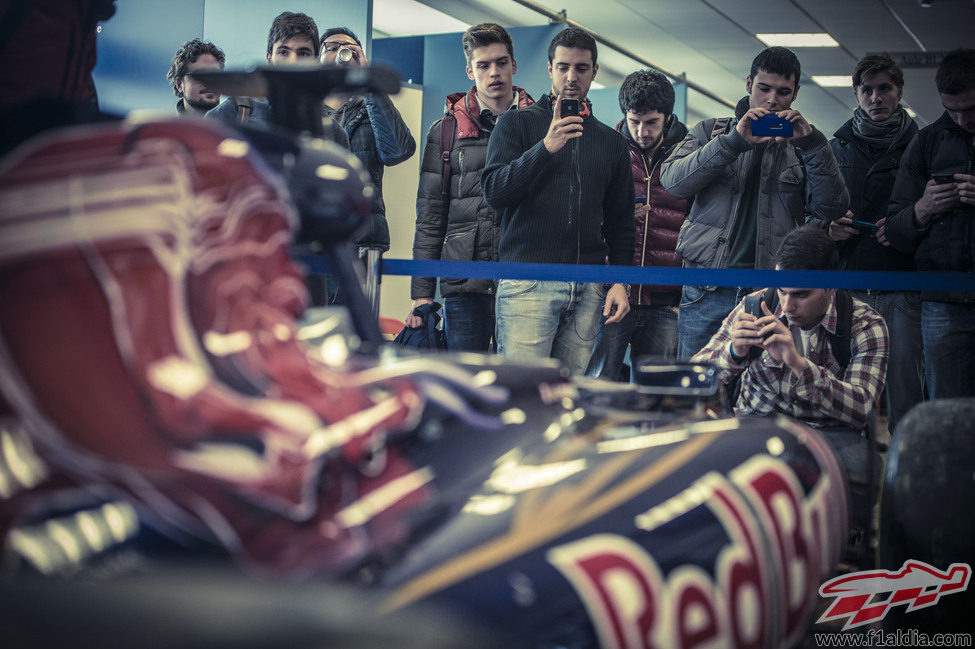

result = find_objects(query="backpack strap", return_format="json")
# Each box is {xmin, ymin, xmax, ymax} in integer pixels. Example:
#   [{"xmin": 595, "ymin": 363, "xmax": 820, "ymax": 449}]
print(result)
[
  {"xmin": 828, "ymin": 290, "xmax": 854, "ymax": 370},
  {"xmin": 439, "ymin": 113, "xmax": 457, "ymax": 200},
  {"xmin": 709, "ymin": 117, "xmax": 732, "ymax": 141},
  {"xmin": 235, "ymin": 97, "xmax": 253, "ymax": 125}
]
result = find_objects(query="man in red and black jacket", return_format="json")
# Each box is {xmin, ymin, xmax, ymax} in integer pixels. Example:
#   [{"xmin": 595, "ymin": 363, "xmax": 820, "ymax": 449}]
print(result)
[
  {"xmin": 408, "ymin": 23, "xmax": 533, "ymax": 351},
  {"xmin": 587, "ymin": 69, "xmax": 689, "ymax": 380}
]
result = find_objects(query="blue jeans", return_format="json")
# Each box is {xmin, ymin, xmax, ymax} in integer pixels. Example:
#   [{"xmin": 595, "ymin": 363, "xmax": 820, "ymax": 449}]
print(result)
[
  {"xmin": 677, "ymin": 285, "xmax": 754, "ymax": 360},
  {"xmin": 495, "ymin": 280, "xmax": 605, "ymax": 375},
  {"xmin": 851, "ymin": 291, "xmax": 925, "ymax": 431},
  {"xmin": 922, "ymin": 301, "xmax": 975, "ymax": 399},
  {"xmin": 444, "ymin": 293, "xmax": 495, "ymax": 352},
  {"xmin": 587, "ymin": 304, "xmax": 678, "ymax": 380}
]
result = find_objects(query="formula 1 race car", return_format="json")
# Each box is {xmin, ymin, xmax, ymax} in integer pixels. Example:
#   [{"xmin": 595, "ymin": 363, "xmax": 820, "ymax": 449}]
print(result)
[{"xmin": 0, "ymin": 65, "xmax": 969, "ymax": 648}]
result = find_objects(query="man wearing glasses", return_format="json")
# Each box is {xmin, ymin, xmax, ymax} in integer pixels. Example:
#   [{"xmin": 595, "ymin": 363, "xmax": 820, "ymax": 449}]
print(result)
[{"xmin": 319, "ymin": 27, "xmax": 416, "ymax": 268}]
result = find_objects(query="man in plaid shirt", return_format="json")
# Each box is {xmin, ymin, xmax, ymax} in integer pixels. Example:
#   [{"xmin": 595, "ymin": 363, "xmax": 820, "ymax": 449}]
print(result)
[{"xmin": 692, "ymin": 225, "xmax": 888, "ymax": 431}]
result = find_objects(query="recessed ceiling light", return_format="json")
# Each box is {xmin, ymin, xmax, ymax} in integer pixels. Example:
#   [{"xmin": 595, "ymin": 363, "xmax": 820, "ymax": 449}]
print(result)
[
  {"xmin": 372, "ymin": 0, "xmax": 470, "ymax": 37},
  {"xmin": 812, "ymin": 75, "xmax": 851, "ymax": 87},
  {"xmin": 905, "ymin": 106, "xmax": 918, "ymax": 117},
  {"xmin": 756, "ymin": 33, "xmax": 839, "ymax": 47}
]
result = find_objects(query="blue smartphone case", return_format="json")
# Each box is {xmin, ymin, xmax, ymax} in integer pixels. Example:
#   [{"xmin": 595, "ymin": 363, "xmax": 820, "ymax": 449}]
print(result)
[{"xmin": 751, "ymin": 114, "xmax": 794, "ymax": 137}]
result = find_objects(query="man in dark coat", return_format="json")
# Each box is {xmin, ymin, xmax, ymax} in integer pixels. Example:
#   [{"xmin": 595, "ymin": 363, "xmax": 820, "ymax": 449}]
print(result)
[
  {"xmin": 887, "ymin": 48, "xmax": 975, "ymax": 399},
  {"xmin": 825, "ymin": 53, "xmax": 921, "ymax": 431},
  {"xmin": 320, "ymin": 27, "xmax": 416, "ymax": 254},
  {"xmin": 587, "ymin": 69, "xmax": 688, "ymax": 380},
  {"xmin": 406, "ymin": 24, "xmax": 533, "ymax": 351},
  {"xmin": 482, "ymin": 27, "xmax": 634, "ymax": 375}
]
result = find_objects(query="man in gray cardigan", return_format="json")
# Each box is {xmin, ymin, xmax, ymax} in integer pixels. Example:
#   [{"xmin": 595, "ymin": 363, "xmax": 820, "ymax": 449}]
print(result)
[{"xmin": 661, "ymin": 47, "xmax": 848, "ymax": 360}]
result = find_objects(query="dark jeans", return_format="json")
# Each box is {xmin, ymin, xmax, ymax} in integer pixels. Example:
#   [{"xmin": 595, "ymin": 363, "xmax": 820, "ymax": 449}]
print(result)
[
  {"xmin": 922, "ymin": 301, "xmax": 975, "ymax": 399},
  {"xmin": 851, "ymin": 290, "xmax": 925, "ymax": 431},
  {"xmin": 445, "ymin": 293, "xmax": 495, "ymax": 352},
  {"xmin": 677, "ymin": 285, "xmax": 755, "ymax": 360},
  {"xmin": 586, "ymin": 304, "xmax": 678, "ymax": 381}
]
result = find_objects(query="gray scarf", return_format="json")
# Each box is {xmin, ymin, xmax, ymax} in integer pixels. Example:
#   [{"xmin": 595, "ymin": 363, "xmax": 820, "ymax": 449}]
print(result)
[{"xmin": 851, "ymin": 106, "xmax": 913, "ymax": 151}]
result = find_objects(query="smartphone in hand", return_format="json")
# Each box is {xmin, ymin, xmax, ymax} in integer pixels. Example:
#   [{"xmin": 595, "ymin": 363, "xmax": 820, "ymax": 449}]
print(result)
[
  {"xmin": 849, "ymin": 218, "xmax": 879, "ymax": 234},
  {"xmin": 751, "ymin": 114, "xmax": 794, "ymax": 138},
  {"xmin": 933, "ymin": 174, "xmax": 956, "ymax": 185},
  {"xmin": 560, "ymin": 98, "xmax": 580, "ymax": 117}
]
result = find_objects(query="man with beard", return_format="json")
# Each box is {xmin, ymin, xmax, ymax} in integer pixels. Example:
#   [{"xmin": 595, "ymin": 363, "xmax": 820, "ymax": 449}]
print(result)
[
  {"xmin": 824, "ymin": 53, "xmax": 922, "ymax": 431},
  {"xmin": 586, "ymin": 69, "xmax": 689, "ymax": 379},
  {"xmin": 482, "ymin": 27, "xmax": 633, "ymax": 374},
  {"xmin": 167, "ymin": 39, "xmax": 225, "ymax": 115},
  {"xmin": 661, "ymin": 47, "xmax": 848, "ymax": 361}
]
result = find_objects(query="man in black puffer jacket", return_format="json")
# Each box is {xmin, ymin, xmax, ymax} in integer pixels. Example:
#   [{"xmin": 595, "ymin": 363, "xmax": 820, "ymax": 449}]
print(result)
[
  {"xmin": 482, "ymin": 27, "xmax": 634, "ymax": 375},
  {"xmin": 824, "ymin": 53, "xmax": 921, "ymax": 431},
  {"xmin": 887, "ymin": 48, "xmax": 975, "ymax": 400},
  {"xmin": 407, "ymin": 24, "xmax": 533, "ymax": 351}
]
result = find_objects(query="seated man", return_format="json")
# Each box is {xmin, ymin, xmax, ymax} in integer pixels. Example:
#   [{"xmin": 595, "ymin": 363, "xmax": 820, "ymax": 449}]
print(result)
[{"xmin": 692, "ymin": 225, "xmax": 888, "ymax": 434}]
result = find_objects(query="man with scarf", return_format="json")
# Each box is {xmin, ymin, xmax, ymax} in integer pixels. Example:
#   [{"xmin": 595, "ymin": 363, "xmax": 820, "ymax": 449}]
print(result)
[
  {"xmin": 586, "ymin": 69, "xmax": 688, "ymax": 379},
  {"xmin": 407, "ymin": 23, "xmax": 533, "ymax": 351},
  {"xmin": 824, "ymin": 53, "xmax": 921, "ymax": 431},
  {"xmin": 661, "ymin": 47, "xmax": 848, "ymax": 361}
]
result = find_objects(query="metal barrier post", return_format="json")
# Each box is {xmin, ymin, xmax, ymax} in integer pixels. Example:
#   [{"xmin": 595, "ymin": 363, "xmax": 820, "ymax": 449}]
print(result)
[{"xmin": 362, "ymin": 247, "xmax": 382, "ymax": 317}]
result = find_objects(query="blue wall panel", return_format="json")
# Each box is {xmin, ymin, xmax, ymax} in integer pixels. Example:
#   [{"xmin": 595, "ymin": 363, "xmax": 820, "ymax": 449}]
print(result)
[
  {"xmin": 93, "ymin": 0, "xmax": 205, "ymax": 115},
  {"xmin": 372, "ymin": 36, "xmax": 425, "ymax": 86},
  {"xmin": 411, "ymin": 24, "xmax": 564, "ymax": 141},
  {"xmin": 204, "ymin": 0, "xmax": 369, "ymax": 70},
  {"xmin": 93, "ymin": 1, "xmax": 371, "ymax": 116}
]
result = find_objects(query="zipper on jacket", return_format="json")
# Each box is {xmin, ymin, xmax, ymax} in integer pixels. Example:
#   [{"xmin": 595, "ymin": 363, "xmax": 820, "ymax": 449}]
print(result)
[
  {"xmin": 458, "ymin": 149, "xmax": 465, "ymax": 196},
  {"xmin": 638, "ymin": 153, "xmax": 653, "ymax": 304}
]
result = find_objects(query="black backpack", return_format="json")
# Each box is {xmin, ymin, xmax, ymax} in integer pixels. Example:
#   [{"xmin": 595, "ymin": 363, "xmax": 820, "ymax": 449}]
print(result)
[{"xmin": 727, "ymin": 289, "xmax": 854, "ymax": 409}]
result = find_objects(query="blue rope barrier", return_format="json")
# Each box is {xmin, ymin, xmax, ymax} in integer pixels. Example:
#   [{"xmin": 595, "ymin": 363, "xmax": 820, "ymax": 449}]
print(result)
[{"xmin": 295, "ymin": 255, "xmax": 975, "ymax": 292}]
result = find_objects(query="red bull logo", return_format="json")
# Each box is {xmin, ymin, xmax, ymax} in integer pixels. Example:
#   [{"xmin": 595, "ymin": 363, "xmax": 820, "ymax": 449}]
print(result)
[
  {"xmin": 547, "ymin": 456, "xmax": 843, "ymax": 649},
  {"xmin": 818, "ymin": 560, "xmax": 971, "ymax": 630}
]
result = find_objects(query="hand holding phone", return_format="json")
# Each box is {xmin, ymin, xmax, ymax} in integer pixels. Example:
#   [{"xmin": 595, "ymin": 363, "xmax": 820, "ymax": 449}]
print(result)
[
  {"xmin": 849, "ymin": 218, "xmax": 879, "ymax": 235},
  {"xmin": 751, "ymin": 114, "xmax": 794, "ymax": 138},
  {"xmin": 543, "ymin": 95, "xmax": 584, "ymax": 154},
  {"xmin": 933, "ymin": 174, "xmax": 956, "ymax": 186},
  {"xmin": 560, "ymin": 98, "xmax": 580, "ymax": 118}
]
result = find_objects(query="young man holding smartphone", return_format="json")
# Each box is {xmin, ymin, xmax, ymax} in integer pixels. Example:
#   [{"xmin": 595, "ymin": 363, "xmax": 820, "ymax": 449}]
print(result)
[
  {"xmin": 482, "ymin": 27, "xmax": 633, "ymax": 374},
  {"xmin": 660, "ymin": 47, "xmax": 848, "ymax": 361},
  {"xmin": 825, "ymin": 54, "xmax": 922, "ymax": 432},
  {"xmin": 887, "ymin": 48, "xmax": 975, "ymax": 399}
]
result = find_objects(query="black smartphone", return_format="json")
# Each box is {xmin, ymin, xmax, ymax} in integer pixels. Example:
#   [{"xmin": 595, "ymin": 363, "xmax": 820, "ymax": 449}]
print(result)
[
  {"xmin": 743, "ymin": 295, "xmax": 763, "ymax": 318},
  {"xmin": 743, "ymin": 295, "xmax": 771, "ymax": 340},
  {"xmin": 560, "ymin": 98, "xmax": 580, "ymax": 117},
  {"xmin": 850, "ymin": 218, "xmax": 879, "ymax": 234},
  {"xmin": 933, "ymin": 174, "xmax": 956, "ymax": 185}
]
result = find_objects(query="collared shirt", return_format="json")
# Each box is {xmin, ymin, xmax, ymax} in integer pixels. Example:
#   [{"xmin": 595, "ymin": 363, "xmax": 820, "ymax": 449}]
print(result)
[
  {"xmin": 477, "ymin": 92, "xmax": 519, "ymax": 131},
  {"xmin": 692, "ymin": 291, "xmax": 889, "ymax": 429}
]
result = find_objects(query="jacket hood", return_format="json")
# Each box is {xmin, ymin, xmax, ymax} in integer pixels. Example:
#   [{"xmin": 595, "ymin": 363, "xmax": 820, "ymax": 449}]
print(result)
[
  {"xmin": 615, "ymin": 113, "xmax": 688, "ymax": 159},
  {"xmin": 445, "ymin": 86, "xmax": 534, "ymax": 139},
  {"xmin": 932, "ymin": 109, "xmax": 973, "ymax": 134},
  {"xmin": 735, "ymin": 96, "xmax": 750, "ymax": 119}
]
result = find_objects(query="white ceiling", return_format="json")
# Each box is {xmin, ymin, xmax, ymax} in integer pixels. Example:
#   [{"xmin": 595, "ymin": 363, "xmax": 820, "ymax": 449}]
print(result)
[{"xmin": 401, "ymin": 0, "xmax": 975, "ymax": 135}]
